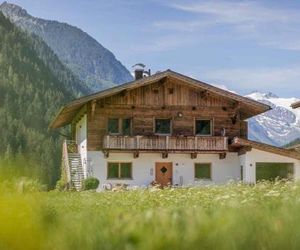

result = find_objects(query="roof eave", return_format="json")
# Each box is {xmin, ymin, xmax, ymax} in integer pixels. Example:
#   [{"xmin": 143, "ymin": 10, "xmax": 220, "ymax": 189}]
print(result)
[
  {"xmin": 291, "ymin": 101, "xmax": 300, "ymax": 109},
  {"xmin": 49, "ymin": 70, "xmax": 272, "ymax": 129},
  {"xmin": 232, "ymin": 137, "xmax": 300, "ymax": 160}
]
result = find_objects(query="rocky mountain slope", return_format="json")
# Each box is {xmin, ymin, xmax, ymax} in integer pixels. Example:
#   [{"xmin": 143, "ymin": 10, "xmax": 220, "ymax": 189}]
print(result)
[
  {"xmin": 247, "ymin": 92, "xmax": 300, "ymax": 146},
  {"xmin": 0, "ymin": 1, "xmax": 133, "ymax": 92}
]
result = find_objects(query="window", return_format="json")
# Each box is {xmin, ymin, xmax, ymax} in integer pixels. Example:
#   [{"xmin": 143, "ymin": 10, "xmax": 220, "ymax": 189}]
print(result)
[
  {"xmin": 195, "ymin": 163, "xmax": 211, "ymax": 180},
  {"xmin": 256, "ymin": 163, "xmax": 294, "ymax": 181},
  {"xmin": 107, "ymin": 162, "xmax": 132, "ymax": 179},
  {"xmin": 195, "ymin": 119, "xmax": 212, "ymax": 136},
  {"xmin": 155, "ymin": 119, "xmax": 171, "ymax": 134},
  {"xmin": 122, "ymin": 118, "xmax": 131, "ymax": 136},
  {"xmin": 108, "ymin": 118, "xmax": 119, "ymax": 134},
  {"xmin": 107, "ymin": 118, "xmax": 131, "ymax": 135}
]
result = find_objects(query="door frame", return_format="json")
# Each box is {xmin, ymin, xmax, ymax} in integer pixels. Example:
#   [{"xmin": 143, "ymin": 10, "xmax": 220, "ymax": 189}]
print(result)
[{"xmin": 155, "ymin": 162, "xmax": 173, "ymax": 186}]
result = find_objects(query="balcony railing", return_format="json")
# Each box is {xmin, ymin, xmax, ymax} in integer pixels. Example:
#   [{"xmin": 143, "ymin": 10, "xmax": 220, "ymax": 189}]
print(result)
[{"xmin": 103, "ymin": 135, "xmax": 228, "ymax": 152}]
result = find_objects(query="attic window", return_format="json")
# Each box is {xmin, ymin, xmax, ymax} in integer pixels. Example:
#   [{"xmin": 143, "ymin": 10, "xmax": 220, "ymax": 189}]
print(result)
[{"xmin": 168, "ymin": 88, "xmax": 174, "ymax": 94}]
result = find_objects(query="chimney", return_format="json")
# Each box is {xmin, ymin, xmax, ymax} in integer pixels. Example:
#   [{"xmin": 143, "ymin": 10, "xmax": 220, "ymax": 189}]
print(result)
[
  {"xmin": 132, "ymin": 63, "xmax": 150, "ymax": 80},
  {"xmin": 134, "ymin": 68, "xmax": 144, "ymax": 80}
]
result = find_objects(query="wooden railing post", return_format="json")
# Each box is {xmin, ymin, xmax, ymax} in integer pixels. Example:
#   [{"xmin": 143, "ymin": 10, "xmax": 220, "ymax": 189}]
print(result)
[
  {"xmin": 106, "ymin": 135, "xmax": 110, "ymax": 149},
  {"xmin": 136, "ymin": 136, "xmax": 140, "ymax": 150},
  {"xmin": 166, "ymin": 136, "xmax": 169, "ymax": 150}
]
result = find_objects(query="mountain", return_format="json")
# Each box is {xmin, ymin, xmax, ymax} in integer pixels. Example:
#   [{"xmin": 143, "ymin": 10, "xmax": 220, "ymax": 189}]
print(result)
[
  {"xmin": 0, "ymin": 1, "xmax": 133, "ymax": 92},
  {"xmin": 246, "ymin": 92, "xmax": 300, "ymax": 147},
  {"xmin": 0, "ymin": 12, "xmax": 84, "ymax": 187}
]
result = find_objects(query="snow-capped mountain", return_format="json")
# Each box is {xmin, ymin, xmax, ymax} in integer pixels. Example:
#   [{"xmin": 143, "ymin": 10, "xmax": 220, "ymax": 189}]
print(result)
[{"xmin": 246, "ymin": 92, "xmax": 300, "ymax": 146}]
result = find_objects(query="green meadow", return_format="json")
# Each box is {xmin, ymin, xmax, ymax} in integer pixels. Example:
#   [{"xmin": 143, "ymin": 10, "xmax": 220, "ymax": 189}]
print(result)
[{"xmin": 1, "ymin": 179, "xmax": 300, "ymax": 250}]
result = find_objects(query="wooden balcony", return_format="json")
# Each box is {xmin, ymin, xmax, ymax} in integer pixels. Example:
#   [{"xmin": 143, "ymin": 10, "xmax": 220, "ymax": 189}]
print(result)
[{"xmin": 103, "ymin": 135, "xmax": 228, "ymax": 153}]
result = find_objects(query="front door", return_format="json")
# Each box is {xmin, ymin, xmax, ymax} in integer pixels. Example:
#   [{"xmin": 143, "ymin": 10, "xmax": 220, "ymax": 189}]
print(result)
[{"xmin": 155, "ymin": 162, "xmax": 173, "ymax": 187}]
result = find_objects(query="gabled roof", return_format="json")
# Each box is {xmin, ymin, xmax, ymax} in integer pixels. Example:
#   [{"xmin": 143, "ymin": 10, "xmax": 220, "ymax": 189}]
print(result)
[
  {"xmin": 50, "ymin": 70, "xmax": 271, "ymax": 129},
  {"xmin": 291, "ymin": 101, "xmax": 300, "ymax": 109},
  {"xmin": 232, "ymin": 137, "xmax": 300, "ymax": 160}
]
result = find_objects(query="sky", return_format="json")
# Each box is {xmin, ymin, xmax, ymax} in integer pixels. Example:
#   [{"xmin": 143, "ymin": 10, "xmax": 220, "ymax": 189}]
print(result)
[{"xmin": 6, "ymin": 0, "xmax": 300, "ymax": 97}]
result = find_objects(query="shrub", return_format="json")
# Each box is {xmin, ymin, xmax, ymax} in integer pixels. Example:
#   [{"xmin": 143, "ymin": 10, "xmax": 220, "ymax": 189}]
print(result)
[
  {"xmin": 55, "ymin": 179, "xmax": 67, "ymax": 191},
  {"xmin": 82, "ymin": 177, "xmax": 100, "ymax": 190}
]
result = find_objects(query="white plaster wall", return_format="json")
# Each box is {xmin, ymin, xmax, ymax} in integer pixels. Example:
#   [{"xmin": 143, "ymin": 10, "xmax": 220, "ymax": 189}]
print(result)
[
  {"xmin": 87, "ymin": 151, "xmax": 241, "ymax": 188},
  {"xmin": 75, "ymin": 115, "xmax": 87, "ymax": 177},
  {"xmin": 241, "ymin": 148, "xmax": 300, "ymax": 183}
]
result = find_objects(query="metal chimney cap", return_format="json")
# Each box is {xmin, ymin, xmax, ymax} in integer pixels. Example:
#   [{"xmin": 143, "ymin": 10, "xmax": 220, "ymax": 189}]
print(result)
[{"xmin": 132, "ymin": 63, "xmax": 146, "ymax": 69}]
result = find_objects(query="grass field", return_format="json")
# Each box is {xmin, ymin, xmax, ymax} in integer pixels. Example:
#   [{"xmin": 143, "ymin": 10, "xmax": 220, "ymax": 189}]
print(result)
[{"xmin": 1, "ymin": 181, "xmax": 300, "ymax": 250}]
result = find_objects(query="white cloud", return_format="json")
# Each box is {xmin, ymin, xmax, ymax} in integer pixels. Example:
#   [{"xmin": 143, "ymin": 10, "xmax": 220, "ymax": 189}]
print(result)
[
  {"xmin": 155, "ymin": 1, "xmax": 300, "ymax": 51},
  {"xmin": 171, "ymin": 2, "xmax": 294, "ymax": 24},
  {"xmin": 129, "ymin": 35, "xmax": 195, "ymax": 52},
  {"xmin": 201, "ymin": 65, "xmax": 300, "ymax": 94}
]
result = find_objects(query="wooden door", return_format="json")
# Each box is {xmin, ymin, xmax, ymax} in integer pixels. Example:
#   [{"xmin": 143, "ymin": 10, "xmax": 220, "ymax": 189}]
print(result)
[{"xmin": 155, "ymin": 162, "xmax": 173, "ymax": 187}]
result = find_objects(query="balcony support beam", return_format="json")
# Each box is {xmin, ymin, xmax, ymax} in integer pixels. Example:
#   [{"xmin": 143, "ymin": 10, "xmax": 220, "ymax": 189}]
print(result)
[
  {"xmin": 162, "ymin": 152, "xmax": 168, "ymax": 159},
  {"xmin": 191, "ymin": 153, "xmax": 197, "ymax": 159},
  {"xmin": 219, "ymin": 152, "xmax": 226, "ymax": 160},
  {"xmin": 133, "ymin": 151, "xmax": 139, "ymax": 158},
  {"xmin": 103, "ymin": 150, "xmax": 109, "ymax": 158}
]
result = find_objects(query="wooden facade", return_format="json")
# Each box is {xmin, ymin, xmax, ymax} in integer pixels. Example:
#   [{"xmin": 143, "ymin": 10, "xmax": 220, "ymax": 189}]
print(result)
[{"xmin": 84, "ymin": 77, "xmax": 248, "ymax": 152}]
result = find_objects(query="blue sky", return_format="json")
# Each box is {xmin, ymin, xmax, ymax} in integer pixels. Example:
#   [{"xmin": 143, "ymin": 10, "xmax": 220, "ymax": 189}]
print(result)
[{"xmin": 7, "ymin": 0, "xmax": 300, "ymax": 97}]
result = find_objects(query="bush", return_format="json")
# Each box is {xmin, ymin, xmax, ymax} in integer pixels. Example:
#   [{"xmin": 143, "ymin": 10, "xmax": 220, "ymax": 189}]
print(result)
[
  {"xmin": 55, "ymin": 179, "xmax": 67, "ymax": 191},
  {"xmin": 82, "ymin": 177, "xmax": 100, "ymax": 190}
]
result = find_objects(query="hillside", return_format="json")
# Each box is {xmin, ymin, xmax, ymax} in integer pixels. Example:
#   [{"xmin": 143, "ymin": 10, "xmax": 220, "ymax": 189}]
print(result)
[
  {"xmin": 0, "ymin": 12, "xmax": 84, "ymax": 187},
  {"xmin": 0, "ymin": 1, "xmax": 133, "ymax": 92},
  {"xmin": 247, "ymin": 92, "xmax": 300, "ymax": 146}
]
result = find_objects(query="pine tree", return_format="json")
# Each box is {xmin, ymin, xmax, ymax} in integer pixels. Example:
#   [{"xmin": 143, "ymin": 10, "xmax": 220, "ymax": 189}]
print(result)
[{"xmin": 0, "ymin": 12, "xmax": 86, "ymax": 188}]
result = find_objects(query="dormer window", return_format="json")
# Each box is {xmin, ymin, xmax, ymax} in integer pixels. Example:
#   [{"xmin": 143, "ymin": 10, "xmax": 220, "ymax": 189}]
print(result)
[
  {"xmin": 195, "ymin": 119, "xmax": 212, "ymax": 136},
  {"xmin": 108, "ymin": 118, "xmax": 131, "ymax": 135}
]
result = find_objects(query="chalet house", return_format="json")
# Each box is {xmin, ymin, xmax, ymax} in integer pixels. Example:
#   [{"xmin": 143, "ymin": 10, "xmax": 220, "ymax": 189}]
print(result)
[{"xmin": 50, "ymin": 69, "xmax": 300, "ymax": 190}]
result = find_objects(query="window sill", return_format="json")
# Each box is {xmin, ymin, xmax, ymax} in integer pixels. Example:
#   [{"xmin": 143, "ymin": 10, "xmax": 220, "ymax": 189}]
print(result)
[
  {"xmin": 194, "ymin": 178, "xmax": 212, "ymax": 181},
  {"xmin": 106, "ymin": 178, "xmax": 133, "ymax": 180}
]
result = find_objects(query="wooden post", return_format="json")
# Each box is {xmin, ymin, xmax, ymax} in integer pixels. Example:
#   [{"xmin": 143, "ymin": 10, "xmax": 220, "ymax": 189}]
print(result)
[
  {"xmin": 104, "ymin": 151, "xmax": 109, "ymax": 158},
  {"xmin": 162, "ymin": 152, "xmax": 168, "ymax": 159},
  {"xmin": 106, "ymin": 135, "xmax": 110, "ymax": 149},
  {"xmin": 166, "ymin": 136, "xmax": 169, "ymax": 150},
  {"xmin": 133, "ymin": 151, "xmax": 139, "ymax": 158},
  {"xmin": 136, "ymin": 136, "xmax": 140, "ymax": 150},
  {"xmin": 219, "ymin": 153, "xmax": 226, "ymax": 160},
  {"xmin": 91, "ymin": 100, "xmax": 97, "ymax": 119},
  {"xmin": 191, "ymin": 152, "xmax": 197, "ymax": 159}
]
